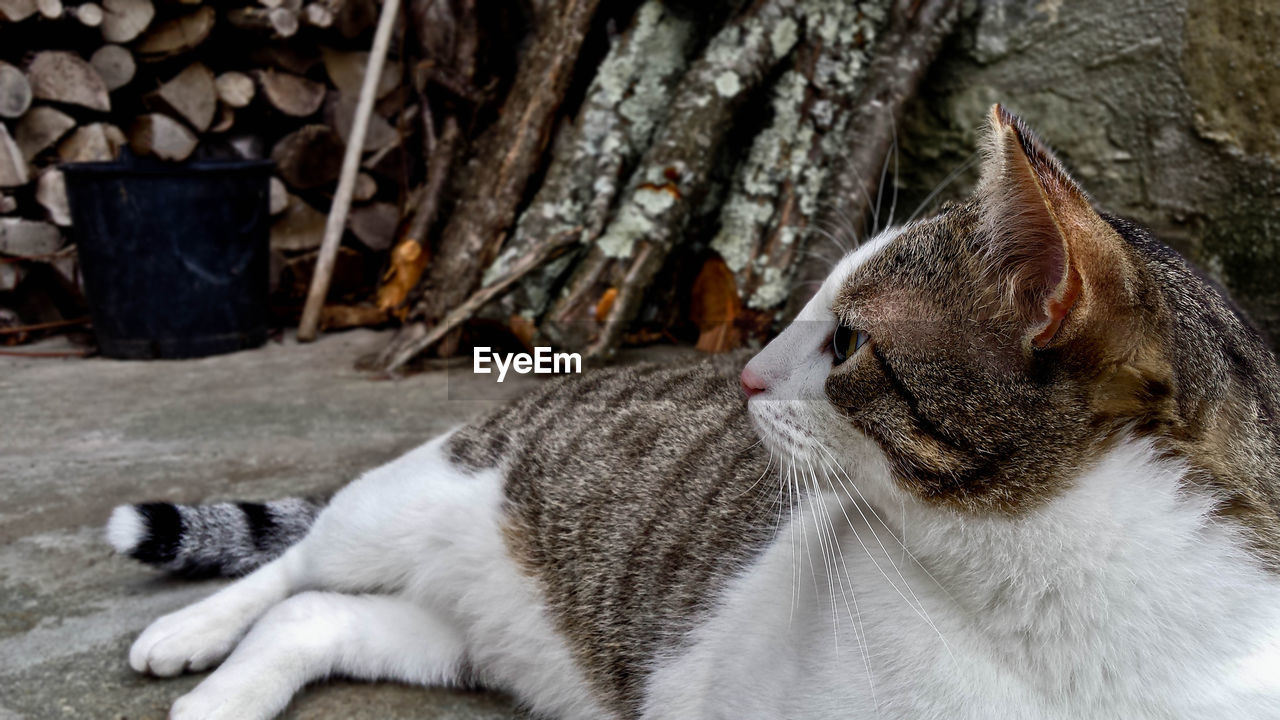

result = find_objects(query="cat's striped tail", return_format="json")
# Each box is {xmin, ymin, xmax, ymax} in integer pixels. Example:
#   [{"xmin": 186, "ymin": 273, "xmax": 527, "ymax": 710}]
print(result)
[{"xmin": 105, "ymin": 498, "xmax": 325, "ymax": 578}]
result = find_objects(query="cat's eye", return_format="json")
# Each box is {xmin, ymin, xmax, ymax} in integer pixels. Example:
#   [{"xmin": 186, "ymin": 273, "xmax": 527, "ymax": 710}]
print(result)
[{"xmin": 832, "ymin": 323, "xmax": 869, "ymax": 365}]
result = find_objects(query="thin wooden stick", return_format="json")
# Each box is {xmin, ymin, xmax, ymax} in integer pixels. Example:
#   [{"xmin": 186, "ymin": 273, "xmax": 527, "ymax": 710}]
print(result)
[
  {"xmin": 0, "ymin": 348, "xmax": 92, "ymax": 357},
  {"xmin": 0, "ymin": 316, "xmax": 89, "ymax": 335},
  {"xmin": 296, "ymin": 0, "xmax": 402, "ymax": 342}
]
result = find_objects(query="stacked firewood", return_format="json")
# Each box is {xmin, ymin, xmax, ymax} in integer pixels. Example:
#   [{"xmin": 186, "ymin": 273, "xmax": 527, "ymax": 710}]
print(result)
[
  {"xmin": 0, "ymin": 0, "xmax": 410, "ymax": 338},
  {"xmin": 0, "ymin": 0, "xmax": 963, "ymax": 364}
]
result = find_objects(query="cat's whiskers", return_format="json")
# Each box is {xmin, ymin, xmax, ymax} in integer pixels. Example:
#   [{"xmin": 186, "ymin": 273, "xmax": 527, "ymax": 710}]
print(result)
[
  {"xmin": 904, "ymin": 150, "xmax": 981, "ymax": 225},
  {"xmin": 798, "ymin": 458, "xmax": 840, "ymax": 653},
  {"xmin": 814, "ymin": 443, "xmax": 961, "ymax": 610},
  {"xmin": 763, "ymin": 409, "xmax": 912, "ymax": 668},
  {"xmin": 831, "ymin": 204, "xmax": 868, "ymax": 250},
  {"xmin": 871, "ymin": 148, "xmax": 891, "ymax": 235},
  {"xmin": 900, "ymin": 495, "xmax": 907, "ymax": 567},
  {"xmin": 742, "ymin": 450, "xmax": 785, "ymax": 525},
  {"xmin": 785, "ymin": 456, "xmax": 801, "ymax": 627},
  {"xmin": 804, "ymin": 455, "xmax": 873, "ymax": 672},
  {"xmin": 799, "ymin": 247, "xmax": 846, "ymax": 269},
  {"xmin": 811, "ymin": 450, "xmax": 955, "ymax": 660},
  {"xmin": 812, "ymin": 451, "xmax": 919, "ymax": 611},
  {"xmin": 813, "ymin": 459, "xmax": 879, "ymax": 712},
  {"xmin": 817, "ymin": 187, "xmax": 874, "ymax": 253},
  {"xmin": 885, "ymin": 116, "xmax": 900, "ymax": 231},
  {"xmin": 810, "ymin": 219, "xmax": 857, "ymax": 257},
  {"xmin": 804, "ymin": 461, "xmax": 845, "ymax": 618},
  {"xmin": 769, "ymin": 455, "xmax": 788, "ymax": 542},
  {"xmin": 733, "ymin": 446, "xmax": 775, "ymax": 501},
  {"xmin": 796, "ymin": 463, "xmax": 824, "ymax": 610}
]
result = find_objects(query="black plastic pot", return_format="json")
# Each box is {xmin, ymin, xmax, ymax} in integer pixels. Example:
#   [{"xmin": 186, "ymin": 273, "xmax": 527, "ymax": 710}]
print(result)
[{"xmin": 63, "ymin": 156, "xmax": 273, "ymax": 359}]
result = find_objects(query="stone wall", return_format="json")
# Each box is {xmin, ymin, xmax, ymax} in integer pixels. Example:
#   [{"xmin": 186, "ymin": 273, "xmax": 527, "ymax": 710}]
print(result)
[{"xmin": 892, "ymin": 0, "xmax": 1279, "ymax": 345}]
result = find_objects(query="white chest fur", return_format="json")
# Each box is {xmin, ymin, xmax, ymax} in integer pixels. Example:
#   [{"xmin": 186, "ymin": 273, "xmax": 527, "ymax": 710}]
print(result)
[{"xmin": 642, "ymin": 441, "xmax": 1280, "ymax": 719}]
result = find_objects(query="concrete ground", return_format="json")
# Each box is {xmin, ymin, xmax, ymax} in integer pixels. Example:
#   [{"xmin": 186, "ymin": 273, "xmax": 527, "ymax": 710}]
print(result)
[{"xmin": 0, "ymin": 329, "xmax": 573, "ymax": 719}]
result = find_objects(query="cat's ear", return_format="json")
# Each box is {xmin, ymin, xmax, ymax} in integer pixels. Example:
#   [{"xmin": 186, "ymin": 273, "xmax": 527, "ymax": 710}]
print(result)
[{"xmin": 976, "ymin": 104, "xmax": 1105, "ymax": 349}]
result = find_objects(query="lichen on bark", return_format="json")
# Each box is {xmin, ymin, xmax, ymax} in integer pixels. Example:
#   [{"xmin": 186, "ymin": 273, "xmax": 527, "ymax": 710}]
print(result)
[
  {"xmin": 540, "ymin": 0, "xmax": 816, "ymax": 354},
  {"xmin": 711, "ymin": 0, "xmax": 888, "ymax": 318},
  {"xmin": 485, "ymin": 1, "xmax": 700, "ymax": 319}
]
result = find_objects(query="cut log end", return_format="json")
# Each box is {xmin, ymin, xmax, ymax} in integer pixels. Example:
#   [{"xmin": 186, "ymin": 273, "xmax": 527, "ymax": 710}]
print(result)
[
  {"xmin": 36, "ymin": 169, "xmax": 71, "ymax": 227},
  {"xmin": 26, "ymin": 51, "xmax": 111, "ymax": 112},
  {"xmin": 258, "ymin": 68, "xmax": 325, "ymax": 117},
  {"xmin": 0, "ymin": 125, "xmax": 29, "ymax": 188},
  {"xmin": 215, "ymin": 71, "xmax": 255, "ymax": 108},
  {"xmin": 302, "ymin": 2, "xmax": 332, "ymax": 27},
  {"xmin": 321, "ymin": 47, "xmax": 400, "ymax": 100},
  {"xmin": 325, "ymin": 91, "xmax": 397, "ymax": 153},
  {"xmin": 0, "ymin": 218, "xmax": 64, "ymax": 257},
  {"xmin": 101, "ymin": 0, "xmax": 154, "ymax": 44},
  {"xmin": 0, "ymin": 0, "xmax": 39, "ymax": 22},
  {"xmin": 228, "ymin": 6, "xmax": 299, "ymax": 38},
  {"xmin": 268, "ymin": 176, "xmax": 288, "ymax": 215},
  {"xmin": 135, "ymin": 6, "xmax": 214, "ymax": 60},
  {"xmin": 348, "ymin": 202, "xmax": 398, "ymax": 251},
  {"xmin": 0, "ymin": 62, "xmax": 33, "ymax": 119},
  {"xmin": 15, "ymin": 107, "xmax": 76, "ymax": 161},
  {"xmin": 271, "ymin": 124, "xmax": 343, "ymax": 188},
  {"xmin": 147, "ymin": 62, "xmax": 216, "ymax": 131},
  {"xmin": 270, "ymin": 193, "xmax": 326, "ymax": 251},
  {"xmin": 36, "ymin": 0, "xmax": 61, "ymax": 19},
  {"xmin": 129, "ymin": 113, "xmax": 198, "ymax": 161},
  {"xmin": 352, "ymin": 172, "xmax": 377, "ymax": 202},
  {"xmin": 58, "ymin": 122, "xmax": 125, "ymax": 163},
  {"xmin": 72, "ymin": 2, "xmax": 104, "ymax": 26},
  {"xmin": 89, "ymin": 45, "xmax": 136, "ymax": 91}
]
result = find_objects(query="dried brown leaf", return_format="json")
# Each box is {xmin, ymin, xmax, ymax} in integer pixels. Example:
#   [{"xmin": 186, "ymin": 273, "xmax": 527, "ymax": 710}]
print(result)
[
  {"xmin": 594, "ymin": 287, "xmax": 617, "ymax": 324},
  {"xmin": 376, "ymin": 237, "xmax": 429, "ymax": 319},
  {"xmin": 690, "ymin": 256, "xmax": 742, "ymax": 353}
]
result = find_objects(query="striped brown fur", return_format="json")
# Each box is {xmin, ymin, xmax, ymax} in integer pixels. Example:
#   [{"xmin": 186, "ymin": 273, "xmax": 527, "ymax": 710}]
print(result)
[{"xmin": 448, "ymin": 363, "xmax": 778, "ymax": 716}]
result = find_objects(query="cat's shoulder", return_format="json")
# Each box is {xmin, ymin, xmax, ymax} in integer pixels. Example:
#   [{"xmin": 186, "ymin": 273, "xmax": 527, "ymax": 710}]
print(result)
[{"xmin": 446, "ymin": 357, "xmax": 749, "ymax": 472}]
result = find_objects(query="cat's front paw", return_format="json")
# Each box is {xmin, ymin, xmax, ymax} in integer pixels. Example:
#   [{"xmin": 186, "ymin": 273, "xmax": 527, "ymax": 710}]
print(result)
[{"xmin": 130, "ymin": 602, "xmax": 246, "ymax": 677}]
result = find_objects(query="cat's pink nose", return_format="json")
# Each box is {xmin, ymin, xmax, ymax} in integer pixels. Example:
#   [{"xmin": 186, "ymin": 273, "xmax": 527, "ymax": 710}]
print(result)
[{"xmin": 740, "ymin": 366, "xmax": 768, "ymax": 398}]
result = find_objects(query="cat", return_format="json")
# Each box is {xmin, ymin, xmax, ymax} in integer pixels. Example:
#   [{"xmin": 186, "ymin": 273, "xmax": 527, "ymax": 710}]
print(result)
[{"xmin": 106, "ymin": 105, "xmax": 1280, "ymax": 720}]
